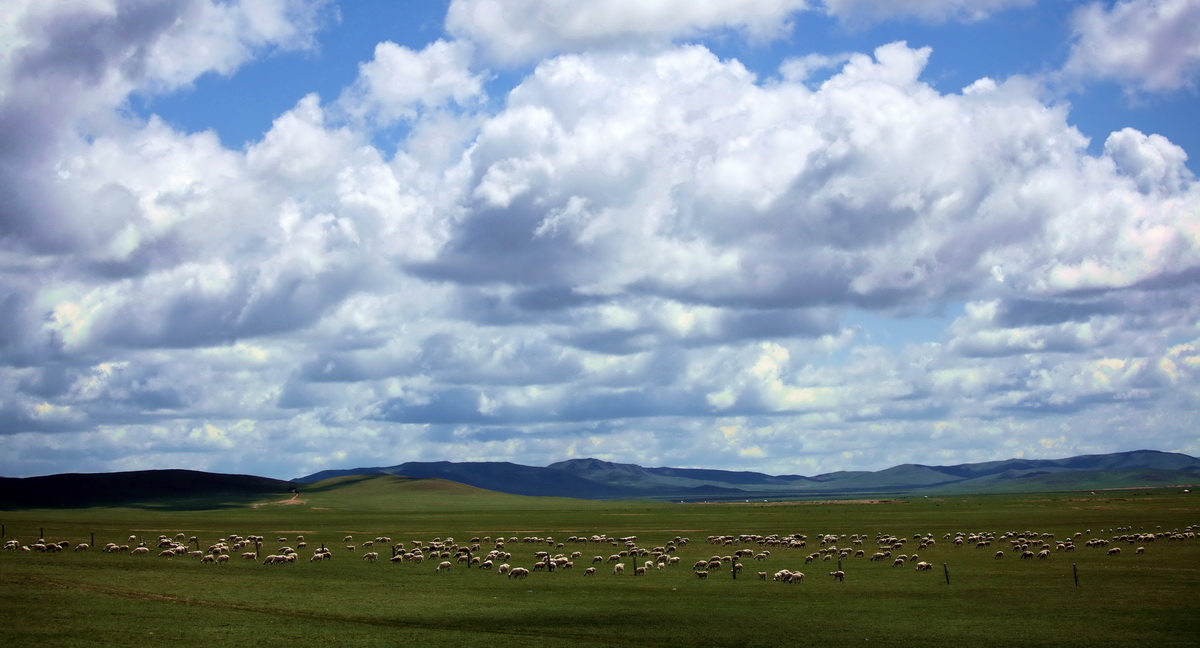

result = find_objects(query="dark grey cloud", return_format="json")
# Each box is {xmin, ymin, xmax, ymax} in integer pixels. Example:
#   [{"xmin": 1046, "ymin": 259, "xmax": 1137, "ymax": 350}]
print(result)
[{"xmin": 994, "ymin": 298, "xmax": 1125, "ymax": 328}]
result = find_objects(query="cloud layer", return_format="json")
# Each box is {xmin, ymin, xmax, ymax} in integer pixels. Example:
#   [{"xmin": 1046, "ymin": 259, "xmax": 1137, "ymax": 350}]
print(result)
[{"xmin": 1, "ymin": 0, "xmax": 1197, "ymax": 479}]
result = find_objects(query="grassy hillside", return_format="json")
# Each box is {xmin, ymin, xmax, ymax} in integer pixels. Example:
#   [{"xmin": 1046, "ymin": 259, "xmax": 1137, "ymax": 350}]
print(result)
[{"xmin": 0, "ymin": 469, "xmax": 293, "ymax": 509}]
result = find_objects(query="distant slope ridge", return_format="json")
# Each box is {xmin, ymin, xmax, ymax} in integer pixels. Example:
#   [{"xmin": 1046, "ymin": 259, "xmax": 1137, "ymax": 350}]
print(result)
[
  {"xmin": 0, "ymin": 469, "xmax": 292, "ymax": 509},
  {"xmin": 295, "ymin": 449, "xmax": 1200, "ymax": 499},
  {"xmin": 3, "ymin": 450, "xmax": 1194, "ymax": 509}
]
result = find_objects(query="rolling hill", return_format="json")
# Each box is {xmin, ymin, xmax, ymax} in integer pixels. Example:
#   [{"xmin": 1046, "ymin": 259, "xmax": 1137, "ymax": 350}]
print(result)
[
  {"xmin": 0, "ymin": 469, "xmax": 294, "ymax": 509},
  {"xmin": 2, "ymin": 450, "xmax": 1195, "ymax": 509},
  {"xmin": 293, "ymin": 449, "xmax": 1200, "ymax": 500}
]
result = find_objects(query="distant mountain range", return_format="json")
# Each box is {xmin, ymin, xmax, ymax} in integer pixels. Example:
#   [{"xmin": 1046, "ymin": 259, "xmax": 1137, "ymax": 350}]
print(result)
[
  {"xmin": 2, "ymin": 450, "xmax": 1195, "ymax": 509},
  {"xmin": 293, "ymin": 449, "xmax": 1200, "ymax": 500}
]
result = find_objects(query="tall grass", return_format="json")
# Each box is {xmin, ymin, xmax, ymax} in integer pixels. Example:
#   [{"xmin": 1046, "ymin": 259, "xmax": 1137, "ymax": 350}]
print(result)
[{"xmin": 2, "ymin": 480, "xmax": 1196, "ymax": 647}]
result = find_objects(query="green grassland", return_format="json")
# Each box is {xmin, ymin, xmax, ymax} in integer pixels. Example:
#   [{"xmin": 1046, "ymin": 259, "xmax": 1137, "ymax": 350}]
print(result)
[{"xmin": 2, "ymin": 476, "xmax": 1197, "ymax": 647}]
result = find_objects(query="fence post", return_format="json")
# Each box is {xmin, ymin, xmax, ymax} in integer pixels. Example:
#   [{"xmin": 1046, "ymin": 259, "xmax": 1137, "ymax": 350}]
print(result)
[
  {"xmin": 1073, "ymin": 563, "xmax": 1079, "ymax": 587},
  {"xmin": 943, "ymin": 563, "xmax": 950, "ymax": 585}
]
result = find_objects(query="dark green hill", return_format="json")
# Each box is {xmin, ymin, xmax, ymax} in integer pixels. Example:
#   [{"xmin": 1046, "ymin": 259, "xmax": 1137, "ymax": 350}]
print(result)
[{"xmin": 0, "ymin": 469, "xmax": 294, "ymax": 509}]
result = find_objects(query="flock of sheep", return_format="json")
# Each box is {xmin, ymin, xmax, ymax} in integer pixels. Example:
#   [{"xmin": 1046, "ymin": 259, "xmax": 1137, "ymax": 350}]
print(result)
[{"xmin": 5, "ymin": 523, "xmax": 1195, "ymax": 586}]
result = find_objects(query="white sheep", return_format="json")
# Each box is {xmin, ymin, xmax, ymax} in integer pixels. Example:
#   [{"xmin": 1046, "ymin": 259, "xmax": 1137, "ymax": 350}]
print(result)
[
  {"xmin": 914, "ymin": 561, "xmax": 933, "ymax": 571},
  {"xmin": 695, "ymin": 570, "xmax": 709, "ymax": 579},
  {"xmin": 363, "ymin": 552, "xmax": 379, "ymax": 562},
  {"xmin": 436, "ymin": 560, "xmax": 453, "ymax": 572},
  {"xmin": 584, "ymin": 567, "xmax": 597, "ymax": 575},
  {"xmin": 829, "ymin": 570, "xmax": 845, "ymax": 581},
  {"xmin": 508, "ymin": 567, "xmax": 530, "ymax": 578},
  {"xmin": 612, "ymin": 562, "xmax": 625, "ymax": 575}
]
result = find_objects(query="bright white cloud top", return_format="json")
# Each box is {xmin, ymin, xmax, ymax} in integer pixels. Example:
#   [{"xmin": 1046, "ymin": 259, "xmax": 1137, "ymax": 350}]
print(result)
[{"xmin": 1, "ymin": 0, "xmax": 1197, "ymax": 480}]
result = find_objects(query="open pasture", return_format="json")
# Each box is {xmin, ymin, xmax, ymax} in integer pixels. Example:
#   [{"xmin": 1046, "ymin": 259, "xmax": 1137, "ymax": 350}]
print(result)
[{"xmin": 2, "ymin": 477, "xmax": 1197, "ymax": 647}]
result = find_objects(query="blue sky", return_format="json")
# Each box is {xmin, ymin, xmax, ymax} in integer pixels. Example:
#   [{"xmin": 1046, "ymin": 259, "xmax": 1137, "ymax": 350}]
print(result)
[{"xmin": 1, "ymin": 0, "xmax": 1198, "ymax": 480}]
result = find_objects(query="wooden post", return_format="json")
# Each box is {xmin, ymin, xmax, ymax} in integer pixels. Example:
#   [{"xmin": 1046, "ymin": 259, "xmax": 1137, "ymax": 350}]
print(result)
[
  {"xmin": 1073, "ymin": 563, "xmax": 1079, "ymax": 587},
  {"xmin": 943, "ymin": 563, "xmax": 950, "ymax": 585},
  {"xmin": 3, "ymin": 523, "xmax": 6, "ymax": 537},
  {"xmin": 91, "ymin": 532, "xmax": 95, "ymax": 548}
]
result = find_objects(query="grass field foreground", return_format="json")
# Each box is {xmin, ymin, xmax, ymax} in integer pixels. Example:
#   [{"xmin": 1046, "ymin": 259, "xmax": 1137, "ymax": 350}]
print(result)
[{"xmin": 2, "ymin": 477, "xmax": 1197, "ymax": 647}]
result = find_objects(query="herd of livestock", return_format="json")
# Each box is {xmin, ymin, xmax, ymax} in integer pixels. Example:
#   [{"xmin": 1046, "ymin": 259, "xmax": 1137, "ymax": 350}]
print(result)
[{"xmin": 5, "ymin": 523, "xmax": 1196, "ymax": 584}]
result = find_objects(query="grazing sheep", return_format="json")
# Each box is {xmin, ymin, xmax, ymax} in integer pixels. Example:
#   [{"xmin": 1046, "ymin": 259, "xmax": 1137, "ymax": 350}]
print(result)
[
  {"xmin": 994, "ymin": 551, "xmax": 1004, "ymax": 559},
  {"xmin": 1136, "ymin": 546, "xmax": 1146, "ymax": 554},
  {"xmin": 1107, "ymin": 547, "xmax": 1121, "ymax": 556},
  {"xmin": 829, "ymin": 570, "xmax": 845, "ymax": 582},
  {"xmin": 612, "ymin": 563, "xmax": 625, "ymax": 575},
  {"xmin": 914, "ymin": 561, "xmax": 933, "ymax": 571},
  {"xmin": 634, "ymin": 567, "xmax": 646, "ymax": 576},
  {"xmin": 436, "ymin": 560, "xmax": 453, "ymax": 572},
  {"xmin": 695, "ymin": 570, "xmax": 709, "ymax": 579},
  {"xmin": 758, "ymin": 571, "xmax": 768, "ymax": 580},
  {"xmin": 363, "ymin": 552, "xmax": 379, "ymax": 562},
  {"xmin": 215, "ymin": 554, "xmax": 230, "ymax": 564},
  {"xmin": 788, "ymin": 571, "xmax": 805, "ymax": 584},
  {"xmin": 508, "ymin": 567, "xmax": 530, "ymax": 579},
  {"xmin": 584, "ymin": 567, "xmax": 597, "ymax": 576}
]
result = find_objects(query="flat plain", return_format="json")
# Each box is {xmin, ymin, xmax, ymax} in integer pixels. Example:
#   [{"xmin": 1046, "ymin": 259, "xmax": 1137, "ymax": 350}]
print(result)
[{"xmin": 2, "ymin": 476, "xmax": 1197, "ymax": 647}]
